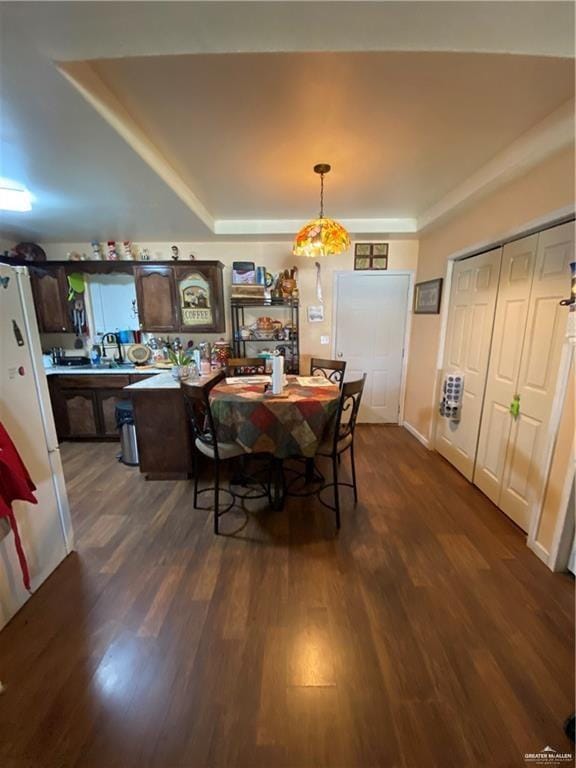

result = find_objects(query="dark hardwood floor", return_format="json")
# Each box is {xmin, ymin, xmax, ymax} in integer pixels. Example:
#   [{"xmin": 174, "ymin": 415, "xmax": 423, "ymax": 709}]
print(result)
[{"xmin": 0, "ymin": 426, "xmax": 573, "ymax": 768}]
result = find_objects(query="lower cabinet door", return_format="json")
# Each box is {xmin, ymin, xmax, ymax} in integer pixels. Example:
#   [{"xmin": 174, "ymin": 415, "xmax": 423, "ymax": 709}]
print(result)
[
  {"xmin": 98, "ymin": 391, "xmax": 130, "ymax": 437},
  {"xmin": 62, "ymin": 391, "xmax": 99, "ymax": 438}
]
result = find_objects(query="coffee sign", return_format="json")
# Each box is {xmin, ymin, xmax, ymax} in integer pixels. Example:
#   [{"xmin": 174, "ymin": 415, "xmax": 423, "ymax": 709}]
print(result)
[{"xmin": 178, "ymin": 271, "xmax": 213, "ymax": 327}]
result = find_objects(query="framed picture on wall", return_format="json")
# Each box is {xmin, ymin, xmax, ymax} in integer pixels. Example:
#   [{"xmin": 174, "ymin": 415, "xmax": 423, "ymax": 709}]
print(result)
[
  {"xmin": 354, "ymin": 242, "xmax": 389, "ymax": 270},
  {"xmin": 307, "ymin": 305, "xmax": 325, "ymax": 322},
  {"xmin": 414, "ymin": 278, "xmax": 443, "ymax": 314}
]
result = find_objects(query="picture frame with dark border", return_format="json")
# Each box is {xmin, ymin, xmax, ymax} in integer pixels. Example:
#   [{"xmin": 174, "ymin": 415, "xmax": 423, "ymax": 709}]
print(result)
[
  {"xmin": 414, "ymin": 278, "xmax": 443, "ymax": 314},
  {"xmin": 354, "ymin": 242, "xmax": 389, "ymax": 270}
]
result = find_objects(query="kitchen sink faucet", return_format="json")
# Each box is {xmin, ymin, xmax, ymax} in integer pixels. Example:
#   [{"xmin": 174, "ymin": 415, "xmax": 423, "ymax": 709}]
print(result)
[{"xmin": 102, "ymin": 332, "xmax": 124, "ymax": 365}]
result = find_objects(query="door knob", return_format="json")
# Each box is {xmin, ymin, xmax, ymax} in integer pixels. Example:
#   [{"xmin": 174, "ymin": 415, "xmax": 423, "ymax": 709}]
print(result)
[
  {"xmin": 337, "ymin": 352, "xmax": 343, "ymax": 358},
  {"xmin": 509, "ymin": 394, "xmax": 520, "ymax": 418}
]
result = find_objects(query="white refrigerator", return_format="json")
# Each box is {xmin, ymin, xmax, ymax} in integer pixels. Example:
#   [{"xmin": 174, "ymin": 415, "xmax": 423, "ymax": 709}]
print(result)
[{"xmin": 0, "ymin": 264, "xmax": 73, "ymax": 630}]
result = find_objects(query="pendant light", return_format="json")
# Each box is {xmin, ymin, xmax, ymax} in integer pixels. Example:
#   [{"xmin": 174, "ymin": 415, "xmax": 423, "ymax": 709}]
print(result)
[{"xmin": 293, "ymin": 164, "xmax": 350, "ymax": 257}]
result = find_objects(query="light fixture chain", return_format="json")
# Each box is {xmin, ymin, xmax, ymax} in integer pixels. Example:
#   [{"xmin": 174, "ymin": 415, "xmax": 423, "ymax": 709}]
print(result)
[{"xmin": 319, "ymin": 172, "xmax": 324, "ymax": 219}]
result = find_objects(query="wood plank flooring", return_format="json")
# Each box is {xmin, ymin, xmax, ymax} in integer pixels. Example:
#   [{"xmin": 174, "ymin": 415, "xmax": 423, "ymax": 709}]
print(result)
[{"xmin": 0, "ymin": 426, "xmax": 573, "ymax": 768}]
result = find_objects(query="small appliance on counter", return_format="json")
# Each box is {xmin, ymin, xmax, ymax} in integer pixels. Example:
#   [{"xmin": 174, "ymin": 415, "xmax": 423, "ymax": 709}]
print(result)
[{"xmin": 52, "ymin": 355, "xmax": 91, "ymax": 367}]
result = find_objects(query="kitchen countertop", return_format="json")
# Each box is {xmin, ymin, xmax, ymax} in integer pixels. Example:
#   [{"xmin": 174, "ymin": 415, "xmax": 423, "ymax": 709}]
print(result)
[
  {"xmin": 45, "ymin": 366, "xmax": 166, "ymax": 376},
  {"xmin": 125, "ymin": 372, "xmax": 179, "ymax": 390},
  {"xmin": 125, "ymin": 372, "xmax": 219, "ymax": 391}
]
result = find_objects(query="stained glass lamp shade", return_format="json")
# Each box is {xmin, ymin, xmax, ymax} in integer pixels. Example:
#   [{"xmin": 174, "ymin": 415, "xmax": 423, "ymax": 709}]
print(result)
[{"xmin": 293, "ymin": 164, "xmax": 350, "ymax": 257}]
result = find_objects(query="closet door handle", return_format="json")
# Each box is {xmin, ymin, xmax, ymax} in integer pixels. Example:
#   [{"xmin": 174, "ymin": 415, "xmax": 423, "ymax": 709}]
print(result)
[{"xmin": 509, "ymin": 394, "xmax": 520, "ymax": 419}]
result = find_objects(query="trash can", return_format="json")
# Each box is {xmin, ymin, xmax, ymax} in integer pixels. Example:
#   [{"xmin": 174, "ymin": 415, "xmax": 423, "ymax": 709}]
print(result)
[{"xmin": 115, "ymin": 400, "xmax": 139, "ymax": 466}]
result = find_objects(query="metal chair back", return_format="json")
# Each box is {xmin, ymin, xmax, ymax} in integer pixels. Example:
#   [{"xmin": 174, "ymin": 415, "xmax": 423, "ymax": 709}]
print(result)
[
  {"xmin": 226, "ymin": 357, "xmax": 266, "ymax": 376},
  {"xmin": 310, "ymin": 357, "xmax": 347, "ymax": 388},
  {"xmin": 182, "ymin": 371, "xmax": 225, "ymax": 458},
  {"xmin": 331, "ymin": 374, "xmax": 366, "ymax": 453}
]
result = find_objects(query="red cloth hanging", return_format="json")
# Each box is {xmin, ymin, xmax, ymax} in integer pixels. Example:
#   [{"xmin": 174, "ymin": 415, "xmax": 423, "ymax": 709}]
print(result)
[{"xmin": 0, "ymin": 423, "xmax": 37, "ymax": 591}]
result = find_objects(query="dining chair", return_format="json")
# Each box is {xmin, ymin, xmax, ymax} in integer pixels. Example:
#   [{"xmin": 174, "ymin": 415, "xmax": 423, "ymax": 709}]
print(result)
[
  {"xmin": 182, "ymin": 371, "xmax": 246, "ymax": 534},
  {"xmin": 317, "ymin": 374, "xmax": 367, "ymax": 529},
  {"xmin": 226, "ymin": 357, "xmax": 266, "ymax": 376},
  {"xmin": 310, "ymin": 357, "xmax": 347, "ymax": 389}
]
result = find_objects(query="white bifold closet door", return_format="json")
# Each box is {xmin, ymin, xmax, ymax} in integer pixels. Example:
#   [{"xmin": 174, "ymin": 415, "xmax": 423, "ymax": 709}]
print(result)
[
  {"xmin": 436, "ymin": 248, "xmax": 502, "ymax": 480},
  {"xmin": 473, "ymin": 234, "xmax": 539, "ymax": 507},
  {"xmin": 474, "ymin": 222, "xmax": 574, "ymax": 531}
]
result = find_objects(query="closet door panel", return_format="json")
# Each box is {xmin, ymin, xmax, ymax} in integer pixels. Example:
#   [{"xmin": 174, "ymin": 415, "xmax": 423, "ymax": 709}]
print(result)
[
  {"xmin": 498, "ymin": 221, "xmax": 574, "ymax": 531},
  {"xmin": 480, "ymin": 401, "xmax": 511, "ymax": 484},
  {"xmin": 504, "ymin": 413, "xmax": 541, "ymax": 507},
  {"xmin": 473, "ymin": 235, "xmax": 538, "ymax": 504},
  {"xmin": 436, "ymin": 248, "xmax": 502, "ymax": 480}
]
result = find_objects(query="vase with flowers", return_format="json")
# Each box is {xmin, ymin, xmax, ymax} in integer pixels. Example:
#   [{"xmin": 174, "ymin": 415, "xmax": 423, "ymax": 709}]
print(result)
[{"xmin": 168, "ymin": 349, "xmax": 196, "ymax": 381}]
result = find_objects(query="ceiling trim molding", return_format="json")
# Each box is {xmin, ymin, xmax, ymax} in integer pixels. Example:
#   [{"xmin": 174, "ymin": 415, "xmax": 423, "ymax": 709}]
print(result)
[
  {"xmin": 213, "ymin": 217, "xmax": 418, "ymax": 235},
  {"xmin": 417, "ymin": 99, "xmax": 575, "ymax": 232},
  {"xmin": 22, "ymin": 3, "xmax": 576, "ymax": 60},
  {"xmin": 57, "ymin": 60, "xmax": 214, "ymax": 232}
]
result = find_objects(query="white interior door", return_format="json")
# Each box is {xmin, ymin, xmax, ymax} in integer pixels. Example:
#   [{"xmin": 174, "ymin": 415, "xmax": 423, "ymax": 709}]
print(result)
[
  {"xmin": 334, "ymin": 273, "xmax": 410, "ymax": 423},
  {"xmin": 436, "ymin": 248, "xmax": 502, "ymax": 480},
  {"xmin": 474, "ymin": 234, "xmax": 539, "ymax": 504},
  {"xmin": 497, "ymin": 221, "xmax": 574, "ymax": 532}
]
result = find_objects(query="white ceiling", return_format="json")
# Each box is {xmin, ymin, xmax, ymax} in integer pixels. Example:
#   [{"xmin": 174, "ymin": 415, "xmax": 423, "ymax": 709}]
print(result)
[
  {"xmin": 0, "ymin": 1, "xmax": 574, "ymax": 242},
  {"xmin": 90, "ymin": 51, "xmax": 574, "ymax": 219}
]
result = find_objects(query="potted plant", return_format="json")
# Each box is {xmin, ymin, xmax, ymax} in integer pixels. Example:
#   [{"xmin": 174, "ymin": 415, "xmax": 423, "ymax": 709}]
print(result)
[{"xmin": 168, "ymin": 349, "xmax": 194, "ymax": 381}]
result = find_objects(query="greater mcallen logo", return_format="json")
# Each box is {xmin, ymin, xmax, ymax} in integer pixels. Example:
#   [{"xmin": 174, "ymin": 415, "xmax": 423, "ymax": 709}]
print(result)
[{"xmin": 524, "ymin": 745, "xmax": 573, "ymax": 764}]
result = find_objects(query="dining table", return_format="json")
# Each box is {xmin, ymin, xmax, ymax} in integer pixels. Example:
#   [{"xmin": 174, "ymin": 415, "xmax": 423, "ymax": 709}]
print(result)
[{"xmin": 209, "ymin": 374, "xmax": 341, "ymax": 509}]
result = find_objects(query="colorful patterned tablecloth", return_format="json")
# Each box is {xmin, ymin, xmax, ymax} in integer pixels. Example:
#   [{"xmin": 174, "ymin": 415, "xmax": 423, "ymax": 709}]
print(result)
[{"xmin": 210, "ymin": 376, "xmax": 340, "ymax": 458}]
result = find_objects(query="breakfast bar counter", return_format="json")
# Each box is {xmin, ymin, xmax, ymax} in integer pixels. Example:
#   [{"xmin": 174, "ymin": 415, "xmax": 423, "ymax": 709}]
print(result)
[{"xmin": 125, "ymin": 372, "xmax": 217, "ymax": 477}]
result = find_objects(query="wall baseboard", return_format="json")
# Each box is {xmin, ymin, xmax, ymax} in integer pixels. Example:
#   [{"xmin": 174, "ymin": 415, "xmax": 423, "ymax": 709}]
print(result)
[
  {"xmin": 402, "ymin": 421, "xmax": 431, "ymax": 449},
  {"xmin": 527, "ymin": 538, "xmax": 550, "ymax": 568}
]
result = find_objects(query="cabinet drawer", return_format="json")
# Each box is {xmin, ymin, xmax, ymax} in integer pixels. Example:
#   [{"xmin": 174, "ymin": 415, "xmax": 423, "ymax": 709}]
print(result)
[{"xmin": 57, "ymin": 374, "xmax": 131, "ymax": 389}]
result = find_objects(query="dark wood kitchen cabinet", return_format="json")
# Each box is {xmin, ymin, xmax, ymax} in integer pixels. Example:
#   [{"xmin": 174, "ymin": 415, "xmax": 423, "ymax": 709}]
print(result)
[
  {"xmin": 13, "ymin": 259, "xmax": 227, "ymax": 337},
  {"xmin": 134, "ymin": 262, "xmax": 225, "ymax": 334},
  {"xmin": 48, "ymin": 373, "xmax": 142, "ymax": 440},
  {"xmin": 99, "ymin": 390, "xmax": 131, "ymax": 435},
  {"xmin": 30, "ymin": 266, "xmax": 72, "ymax": 333},
  {"xmin": 174, "ymin": 263, "xmax": 225, "ymax": 333},
  {"xmin": 59, "ymin": 390, "xmax": 100, "ymax": 438},
  {"xmin": 134, "ymin": 265, "xmax": 179, "ymax": 332}
]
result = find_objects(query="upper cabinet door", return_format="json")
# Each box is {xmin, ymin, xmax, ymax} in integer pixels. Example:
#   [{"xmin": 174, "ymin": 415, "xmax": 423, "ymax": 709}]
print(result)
[
  {"xmin": 174, "ymin": 263, "xmax": 225, "ymax": 334},
  {"xmin": 134, "ymin": 265, "xmax": 179, "ymax": 332},
  {"xmin": 30, "ymin": 266, "xmax": 72, "ymax": 333}
]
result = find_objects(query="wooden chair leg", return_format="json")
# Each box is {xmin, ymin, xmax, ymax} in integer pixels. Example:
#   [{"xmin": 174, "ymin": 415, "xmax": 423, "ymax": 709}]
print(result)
[
  {"xmin": 350, "ymin": 442, "xmax": 358, "ymax": 504},
  {"xmin": 193, "ymin": 446, "xmax": 199, "ymax": 508},
  {"xmin": 267, "ymin": 458, "xmax": 273, "ymax": 508},
  {"xmin": 332, "ymin": 454, "xmax": 341, "ymax": 530},
  {"xmin": 214, "ymin": 460, "xmax": 220, "ymax": 535}
]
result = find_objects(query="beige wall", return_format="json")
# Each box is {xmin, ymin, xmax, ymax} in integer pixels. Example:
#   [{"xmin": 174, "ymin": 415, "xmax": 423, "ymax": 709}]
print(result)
[
  {"xmin": 40, "ymin": 239, "xmax": 419, "ymax": 368},
  {"xmin": 403, "ymin": 145, "xmax": 576, "ymax": 441}
]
